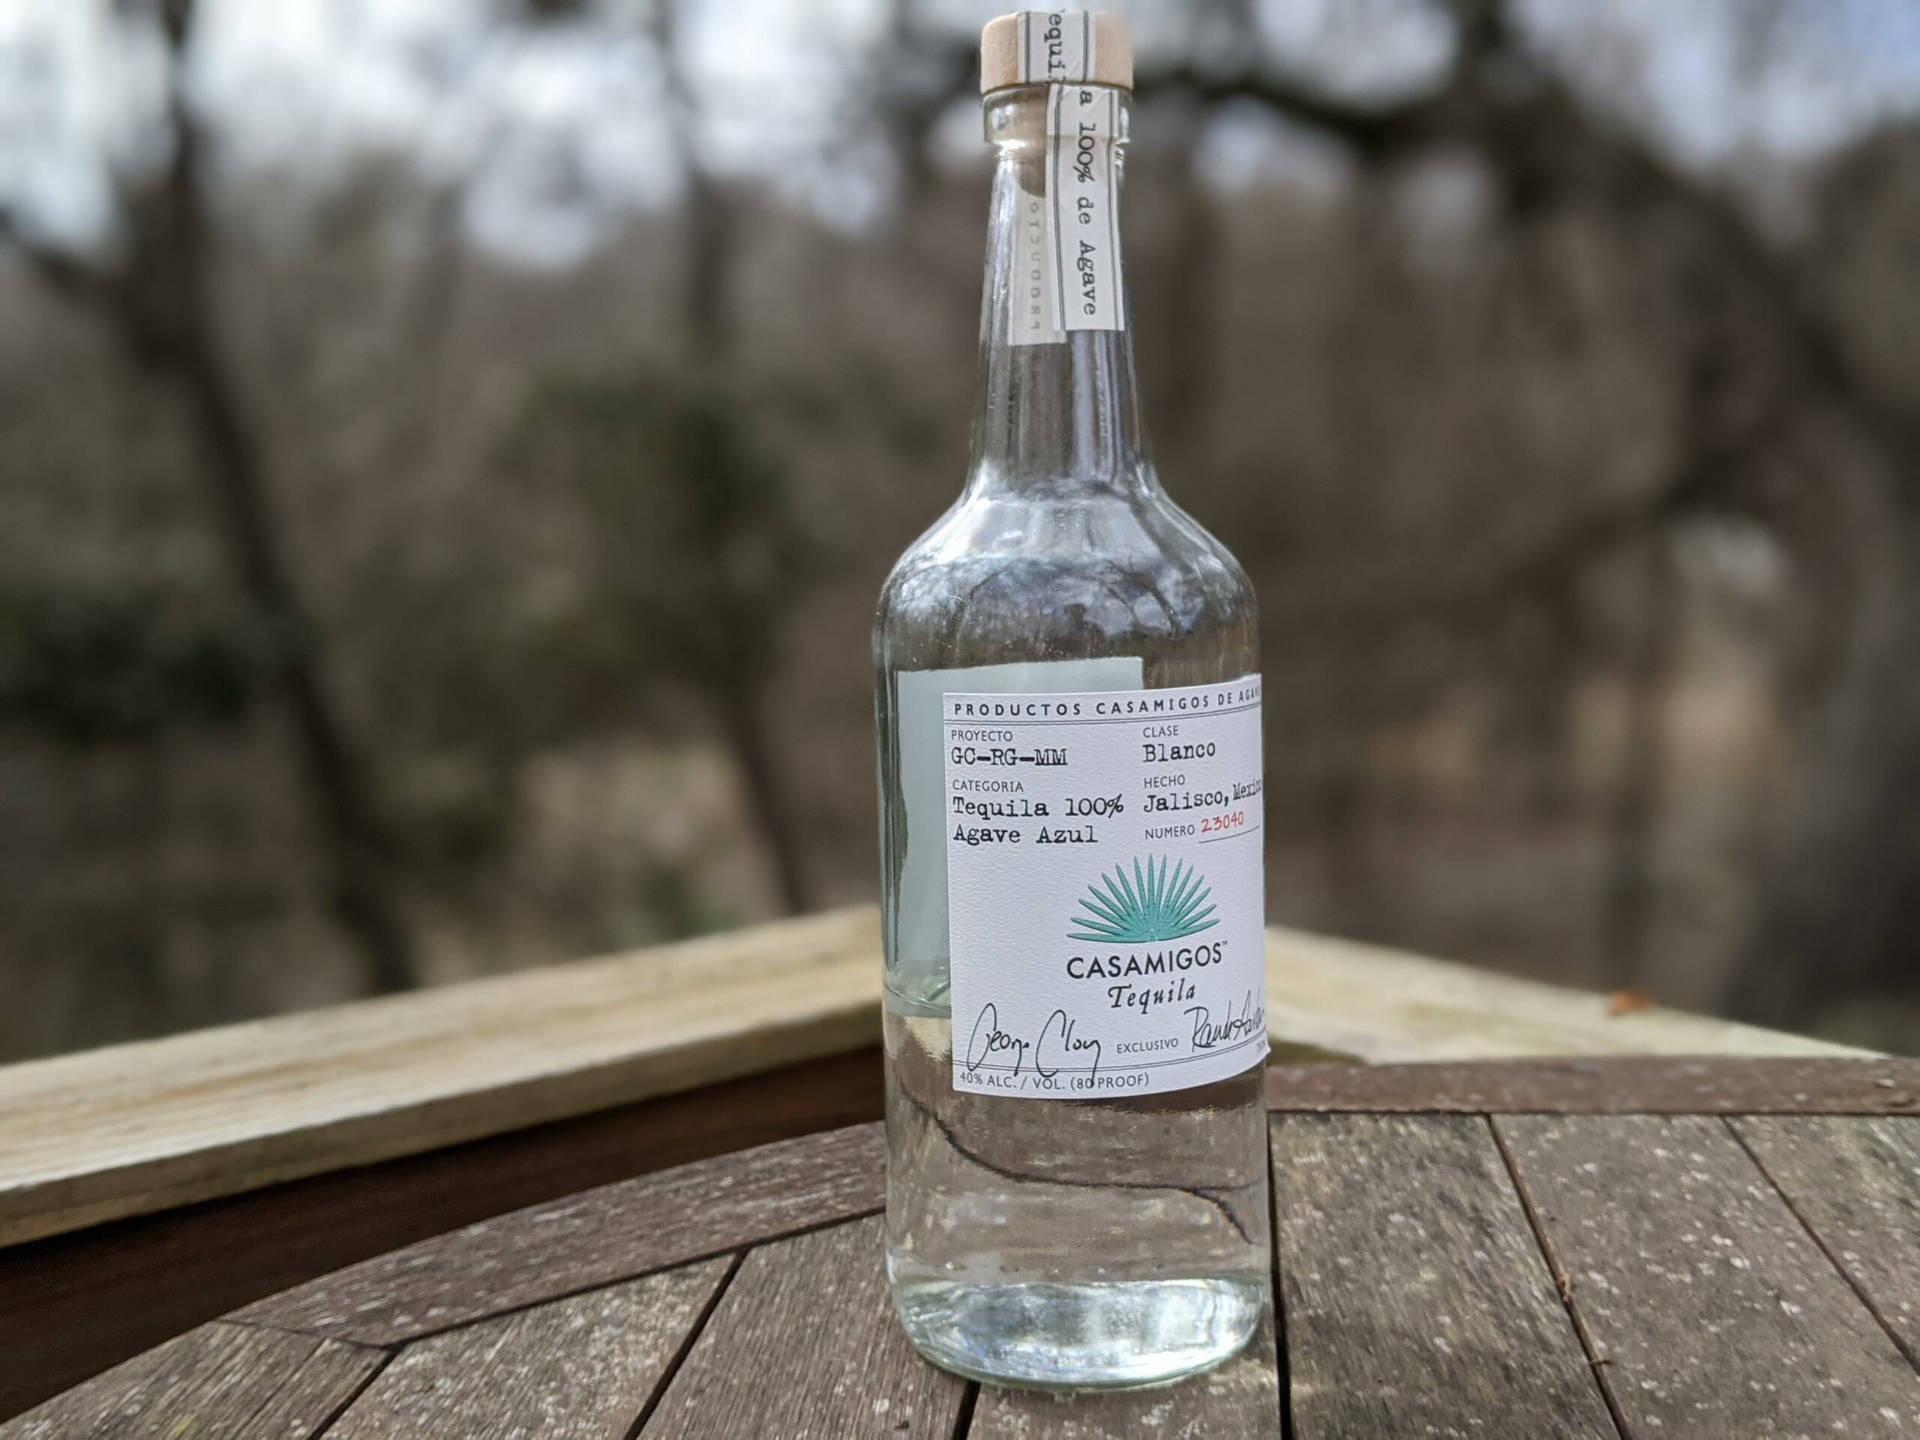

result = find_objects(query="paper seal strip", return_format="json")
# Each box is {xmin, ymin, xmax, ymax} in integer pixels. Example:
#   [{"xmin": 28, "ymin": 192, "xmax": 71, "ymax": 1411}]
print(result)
[
  {"xmin": 1018, "ymin": 11, "xmax": 1096, "ymax": 84},
  {"xmin": 1045, "ymin": 83, "xmax": 1124, "ymax": 333}
]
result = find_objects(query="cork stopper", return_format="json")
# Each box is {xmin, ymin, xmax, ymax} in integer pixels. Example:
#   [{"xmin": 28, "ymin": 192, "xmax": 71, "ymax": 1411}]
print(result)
[{"xmin": 980, "ymin": 11, "xmax": 1133, "ymax": 94}]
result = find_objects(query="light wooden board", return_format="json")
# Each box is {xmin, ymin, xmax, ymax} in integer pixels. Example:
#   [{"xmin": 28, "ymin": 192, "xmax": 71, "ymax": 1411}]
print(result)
[
  {"xmin": 0, "ymin": 908, "xmax": 882, "ymax": 1246},
  {"xmin": 1271, "ymin": 1114, "xmax": 1616, "ymax": 1439},
  {"xmin": 1501, "ymin": 1114, "xmax": 1920, "ymax": 1436},
  {"xmin": 0, "ymin": 905, "xmax": 1863, "ymax": 1248},
  {"xmin": 243, "ymin": 1123, "xmax": 885, "ymax": 1344},
  {"xmin": 1264, "ymin": 928, "xmax": 1867, "ymax": 1064},
  {"xmin": 641, "ymin": 1213, "xmax": 967, "ymax": 1439},
  {"xmin": 968, "ymin": 1315, "xmax": 1280, "ymax": 1438},
  {"xmin": 1732, "ymin": 1115, "xmax": 1920, "ymax": 1365},
  {"xmin": 327, "ymin": 1260, "xmax": 727, "ymax": 1440},
  {"xmin": 0, "ymin": 1322, "xmax": 382, "ymax": 1440}
]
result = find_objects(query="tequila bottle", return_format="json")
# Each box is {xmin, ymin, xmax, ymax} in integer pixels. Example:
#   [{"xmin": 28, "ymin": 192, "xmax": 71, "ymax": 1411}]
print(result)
[{"xmin": 874, "ymin": 11, "xmax": 1270, "ymax": 1391}]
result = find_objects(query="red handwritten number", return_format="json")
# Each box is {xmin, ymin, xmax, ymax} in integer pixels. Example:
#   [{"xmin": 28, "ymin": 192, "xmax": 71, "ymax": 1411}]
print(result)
[{"xmin": 1200, "ymin": 811, "xmax": 1246, "ymax": 835}]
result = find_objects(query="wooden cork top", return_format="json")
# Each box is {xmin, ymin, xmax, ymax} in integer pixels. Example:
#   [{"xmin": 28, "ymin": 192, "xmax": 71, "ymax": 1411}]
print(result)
[{"xmin": 980, "ymin": 11, "xmax": 1133, "ymax": 94}]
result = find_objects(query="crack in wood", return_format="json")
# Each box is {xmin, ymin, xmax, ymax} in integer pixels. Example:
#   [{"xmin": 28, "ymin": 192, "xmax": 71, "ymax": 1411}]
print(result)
[
  {"xmin": 1488, "ymin": 1116, "xmax": 1636, "ymax": 1440},
  {"xmin": 1725, "ymin": 1118, "xmax": 1920, "ymax": 1375},
  {"xmin": 623, "ymin": 1251, "xmax": 747, "ymax": 1440}
]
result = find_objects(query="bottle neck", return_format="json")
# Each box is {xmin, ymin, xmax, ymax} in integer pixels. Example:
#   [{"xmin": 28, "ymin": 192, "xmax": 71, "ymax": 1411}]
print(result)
[{"xmin": 966, "ymin": 86, "xmax": 1151, "ymax": 499}]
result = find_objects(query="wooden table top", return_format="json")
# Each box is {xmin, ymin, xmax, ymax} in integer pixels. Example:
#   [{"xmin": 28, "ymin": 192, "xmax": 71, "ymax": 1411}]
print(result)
[{"xmin": 7, "ymin": 1057, "xmax": 1919, "ymax": 1439}]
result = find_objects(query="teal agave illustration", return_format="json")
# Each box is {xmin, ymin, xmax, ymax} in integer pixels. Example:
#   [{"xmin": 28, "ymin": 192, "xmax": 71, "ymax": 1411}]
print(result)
[{"xmin": 1069, "ymin": 856, "xmax": 1218, "ymax": 944}]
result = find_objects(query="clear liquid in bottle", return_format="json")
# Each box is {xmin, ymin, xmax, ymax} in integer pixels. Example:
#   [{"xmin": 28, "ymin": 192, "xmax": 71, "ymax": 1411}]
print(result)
[{"xmin": 874, "ymin": 12, "xmax": 1270, "ymax": 1391}]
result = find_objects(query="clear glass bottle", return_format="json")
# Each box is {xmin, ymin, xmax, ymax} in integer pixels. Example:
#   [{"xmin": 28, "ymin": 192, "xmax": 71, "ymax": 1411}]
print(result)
[{"xmin": 874, "ymin": 25, "xmax": 1270, "ymax": 1393}]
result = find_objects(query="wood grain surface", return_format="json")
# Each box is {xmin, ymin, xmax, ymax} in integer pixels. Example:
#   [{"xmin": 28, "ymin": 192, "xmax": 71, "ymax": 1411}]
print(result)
[
  {"xmin": 0, "ymin": 1323, "xmax": 382, "ymax": 1440},
  {"xmin": 0, "ymin": 907, "xmax": 1858, "ymax": 1258},
  {"xmin": 1260, "ymin": 930, "xmax": 1865, "ymax": 1065},
  {"xmin": 0, "ymin": 908, "xmax": 885, "ymax": 1248},
  {"xmin": 241, "ymin": 1340, "xmax": 389, "ymax": 1439},
  {"xmin": 641, "ymin": 1214, "xmax": 968, "ymax": 1439},
  {"xmin": 0, "ymin": 1046, "xmax": 879, "ymax": 1424},
  {"xmin": 244, "ymin": 1123, "xmax": 886, "ymax": 1344},
  {"xmin": 327, "ymin": 1261, "xmax": 728, "ymax": 1439},
  {"xmin": 1272, "ymin": 1113, "xmax": 1615, "ymax": 1439},
  {"xmin": 1268, "ymin": 1056, "xmax": 1920, "ymax": 1114},
  {"xmin": 1731, "ymin": 1115, "xmax": 1920, "ymax": 1365},
  {"xmin": 12, "ymin": 1070, "xmax": 1920, "ymax": 1440},
  {"xmin": 1501, "ymin": 1114, "xmax": 1920, "ymax": 1437}
]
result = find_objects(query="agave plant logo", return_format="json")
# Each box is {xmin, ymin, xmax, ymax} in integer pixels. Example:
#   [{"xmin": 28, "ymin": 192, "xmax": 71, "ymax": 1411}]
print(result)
[{"xmin": 1069, "ymin": 856, "xmax": 1218, "ymax": 944}]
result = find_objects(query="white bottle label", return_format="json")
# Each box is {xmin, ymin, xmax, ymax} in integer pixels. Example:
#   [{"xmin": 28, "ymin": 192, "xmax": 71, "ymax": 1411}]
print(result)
[
  {"xmin": 943, "ymin": 676, "xmax": 1267, "ymax": 1099},
  {"xmin": 1045, "ymin": 84, "xmax": 1124, "ymax": 333},
  {"xmin": 893, "ymin": 658, "xmax": 1143, "ymax": 991}
]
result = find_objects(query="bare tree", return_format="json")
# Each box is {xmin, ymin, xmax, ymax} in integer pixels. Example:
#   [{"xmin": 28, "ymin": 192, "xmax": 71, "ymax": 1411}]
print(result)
[
  {"xmin": 1120, "ymin": 0, "xmax": 1920, "ymax": 1020},
  {"xmin": 647, "ymin": 0, "xmax": 813, "ymax": 914},
  {"xmin": 1600, "ymin": 533, "xmax": 1678, "ymax": 990},
  {"xmin": 0, "ymin": 0, "xmax": 416, "ymax": 992}
]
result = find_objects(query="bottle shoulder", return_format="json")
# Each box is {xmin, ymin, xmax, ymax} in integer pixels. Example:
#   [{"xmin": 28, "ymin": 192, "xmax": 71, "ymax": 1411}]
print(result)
[{"xmin": 875, "ymin": 476, "xmax": 1257, "ymax": 676}]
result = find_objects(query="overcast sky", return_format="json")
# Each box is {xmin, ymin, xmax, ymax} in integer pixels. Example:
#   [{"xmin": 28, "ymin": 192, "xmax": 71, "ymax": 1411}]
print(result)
[{"xmin": 2, "ymin": 0, "xmax": 1918, "ymax": 267}]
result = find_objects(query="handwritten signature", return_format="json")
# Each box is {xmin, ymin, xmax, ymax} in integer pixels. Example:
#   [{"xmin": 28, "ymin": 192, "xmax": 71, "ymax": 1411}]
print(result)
[
  {"xmin": 965, "ymin": 1002, "xmax": 1103, "ymax": 1080},
  {"xmin": 1186, "ymin": 991, "xmax": 1265, "ymax": 1050}
]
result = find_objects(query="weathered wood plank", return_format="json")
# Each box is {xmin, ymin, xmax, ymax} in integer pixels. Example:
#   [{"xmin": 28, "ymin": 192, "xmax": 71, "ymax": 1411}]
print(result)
[
  {"xmin": 327, "ymin": 1259, "xmax": 727, "ymax": 1440},
  {"xmin": 1263, "ymin": 928, "xmax": 1866, "ymax": 1064},
  {"xmin": 0, "ymin": 1047, "xmax": 879, "ymax": 1424},
  {"xmin": 642, "ymin": 1214, "xmax": 966, "ymax": 1439},
  {"xmin": 967, "ymin": 1314, "xmax": 1280, "ymax": 1438},
  {"xmin": 1271, "ymin": 1114, "xmax": 1615, "ymax": 1439},
  {"xmin": 1500, "ymin": 1114, "xmax": 1920, "ymax": 1436},
  {"xmin": 0, "ymin": 907, "xmax": 1856, "ymax": 1258},
  {"xmin": 231, "ymin": 1338, "xmax": 388, "ymax": 1439},
  {"xmin": 0, "ymin": 1322, "xmax": 381, "ymax": 1440},
  {"xmin": 1268, "ymin": 1057, "xmax": 1920, "ymax": 1115},
  {"xmin": 242, "ymin": 1123, "xmax": 884, "ymax": 1344},
  {"xmin": 1732, "ymin": 1115, "xmax": 1920, "ymax": 1366},
  {"xmin": 0, "ymin": 907, "xmax": 883, "ymax": 1247}
]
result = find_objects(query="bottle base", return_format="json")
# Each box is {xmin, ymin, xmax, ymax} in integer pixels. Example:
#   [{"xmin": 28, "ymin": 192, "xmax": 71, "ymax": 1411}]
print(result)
[{"xmin": 891, "ymin": 1276, "xmax": 1264, "ymax": 1391}]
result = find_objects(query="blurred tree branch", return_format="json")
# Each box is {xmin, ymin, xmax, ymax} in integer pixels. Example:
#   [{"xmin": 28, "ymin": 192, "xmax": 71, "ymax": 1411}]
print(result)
[
  {"xmin": 1134, "ymin": 1, "xmax": 1920, "ymax": 462},
  {"xmin": 499, "ymin": 371, "xmax": 824, "ymax": 917},
  {"xmin": 1142, "ymin": 0, "xmax": 1920, "ymax": 1019},
  {"xmin": 882, "ymin": 0, "xmax": 1920, "ymax": 1017},
  {"xmin": 0, "ymin": 0, "xmax": 418, "ymax": 993},
  {"xmin": 0, "ymin": 214, "xmax": 126, "ymax": 312},
  {"xmin": 642, "ymin": 0, "xmax": 813, "ymax": 914},
  {"xmin": 885, "ymin": 0, "xmax": 1881, "ymax": 517}
]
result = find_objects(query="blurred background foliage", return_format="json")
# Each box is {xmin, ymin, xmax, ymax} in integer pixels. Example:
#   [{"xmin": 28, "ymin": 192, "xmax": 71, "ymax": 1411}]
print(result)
[{"xmin": 2, "ymin": 0, "xmax": 1918, "ymax": 1058}]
